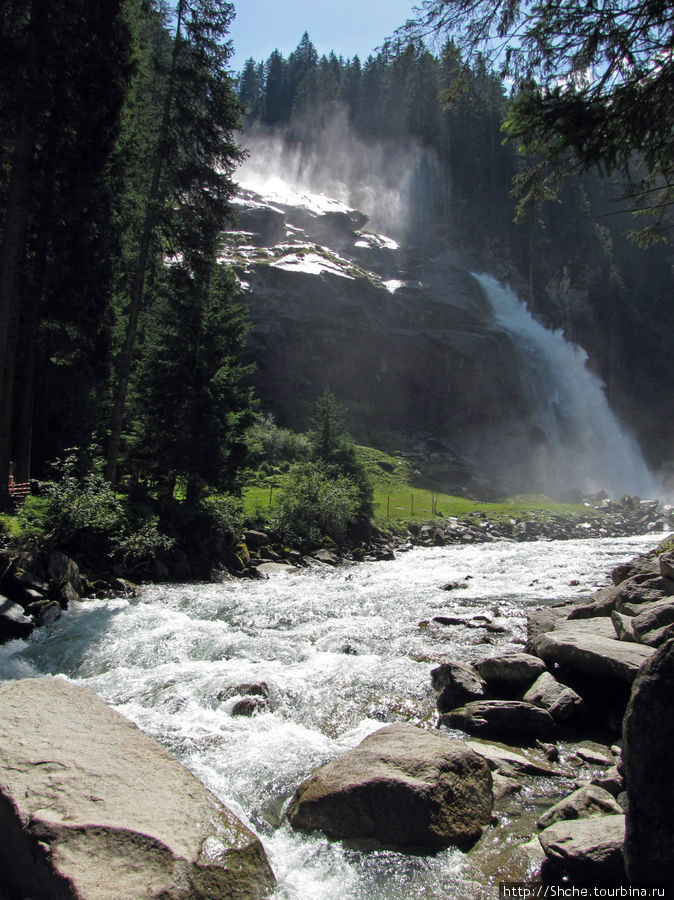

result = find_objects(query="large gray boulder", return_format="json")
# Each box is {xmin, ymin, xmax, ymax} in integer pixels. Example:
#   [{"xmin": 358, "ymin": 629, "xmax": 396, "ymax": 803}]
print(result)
[
  {"xmin": 630, "ymin": 599, "xmax": 674, "ymax": 647},
  {"xmin": 538, "ymin": 814, "xmax": 626, "ymax": 882},
  {"xmin": 441, "ymin": 699, "xmax": 555, "ymax": 739},
  {"xmin": 0, "ymin": 678, "xmax": 275, "ymax": 900},
  {"xmin": 522, "ymin": 671, "xmax": 582, "ymax": 721},
  {"xmin": 466, "ymin": 740, "xmax": 560, "ymax": 777},
  {"xmin": 528, "ymin": 619, "xmax": 654, "ymax": 683},
  {"xmin": 526, "ymin": 606, "xmax": 571, "ymax": 642},
  {"xmin": 536, "ymin": 784, "xmax": 622, "ymax": 830},
  {"xmin": 287, "ymin": 723, "xmax": 493, "ymax": 851},
  {"xmin": 430, "ymin": 660, "xmax": 487, "ymax": 713},
  {"xmin": 611, "ymin": 556, "xmax": 659, "ymax": 585},
  {"xmin": 473, "ymin": 652, "xmax": 546, "ymax": 694},
  {"xmin": 623, "ymin": 639, "xmax": 674, "ymax": 886}
]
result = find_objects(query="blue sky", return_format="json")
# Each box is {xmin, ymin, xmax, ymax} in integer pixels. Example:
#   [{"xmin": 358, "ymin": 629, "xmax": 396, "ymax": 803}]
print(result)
[{"xmin": 229, "ymin": 0, "xmax": 419, "ymax": 71}]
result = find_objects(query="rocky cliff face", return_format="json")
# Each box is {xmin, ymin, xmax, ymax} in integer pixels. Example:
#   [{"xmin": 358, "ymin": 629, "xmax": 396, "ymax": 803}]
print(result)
[{"xmin": 221, "ymin": 181, "xmax": 649, "ymax": 496}]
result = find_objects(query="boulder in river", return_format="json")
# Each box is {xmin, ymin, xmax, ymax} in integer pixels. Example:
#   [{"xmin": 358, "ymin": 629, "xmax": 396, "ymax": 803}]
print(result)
[
  {"xmin": 430, "ymin": 660, "xmax": 488, "ymax": 713},
  {"xmin": 630, "ymin": 599, "xmax": 674, "ymax": 647},
  {"xmin": 287, "ymin": 723, "xmax": 493, "ymax": 851},
  {"xmin": 536, "ymin": 784, "xmax": 623, "ymax": 830},
  {"xmin": 538, "ymin": 814, "xmax": 626, "ymax": 883},
  {"xmin": 522, "ymin": 671, "xmax": 582, "ymax": 721},
  {"xmin": 466, "ymin": 740, "xmax": 560, "ymax": 777},
  {"xmin": 0, "ymin": 678, "xmax": 276, "ymax": 900},
  {"xmin": 441, "ymin": 699, "xmax": 556, "ymax": 740},
  {"xmin": 473, "ymin": 651, "xmax": 547, "ymax": 695},
  {"xmin": 623, "ymin": 638, "xmax": 674, "ymax": 886},
  {"xmin": 0, "ymin": 596, "xmax": 34, "ymax": 642},
  {"xmin": 527, "ymin": 618, "xmax": 654, "ymax": 684}
]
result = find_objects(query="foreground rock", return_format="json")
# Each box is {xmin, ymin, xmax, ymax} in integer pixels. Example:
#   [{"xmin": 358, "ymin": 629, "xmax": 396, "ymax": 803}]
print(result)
[
  {"xmin": 466, "ymin": 740, "xmax": 560, "ymax": 777},
  {"xmin": 522, "ymin": 671, "xmax": 582, "ymax": 721},
  {"xmin": 473, "ymin": 652, "xmax": 546, "ymax": 696},
  {"xmin": 538, "ymin": 814, "xmax": 626, "ymax": 883},
  {"xmin": 0, "ymin": 596, "xmax": 34, "ymax": 641},
  {"xmin": 287, "ymin": 723, "xmax": 493, "ymax": 851},
  {"xmin": 0, "ymin": 679, "xmax": 275, "ymax": 900},
  {"xmin": 623, "ymin": 639, "xmax": 674, "ymax": 885}
]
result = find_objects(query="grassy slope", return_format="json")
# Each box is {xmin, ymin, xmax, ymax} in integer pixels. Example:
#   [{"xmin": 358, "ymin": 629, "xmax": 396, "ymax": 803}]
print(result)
[{"xmin": 244, "ymin": 445, "xmax": 594, "ymax": 524}]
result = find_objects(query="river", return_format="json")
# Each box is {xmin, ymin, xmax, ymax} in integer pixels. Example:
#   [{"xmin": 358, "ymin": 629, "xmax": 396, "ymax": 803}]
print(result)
[{"xmin": 0, "ymin": 533, "xmax": 665, "ymax": 899}]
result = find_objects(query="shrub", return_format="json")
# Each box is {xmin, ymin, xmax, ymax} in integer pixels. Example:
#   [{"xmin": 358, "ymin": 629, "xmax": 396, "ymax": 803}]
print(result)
[
  {"xmin": 19, "ymin": 452, "xmax": 174, "ymax": 571},
  {"xmin": 200, "ymin": 494, "xmax": 245, "ymax": 543},
  {"xmin": 269, "ymin": 461, "xmax": 359, "ymax": 549},
  {"xmin": 112, "ymin": 518, "xmax": 175, "ymax": 573},
  {"xmin": 19, "ymin": 453, "xmax": 125, "ymax": 547},
  {"xmin": 246, "ymin": 414, "xmax": 312, "ymax": 468}
]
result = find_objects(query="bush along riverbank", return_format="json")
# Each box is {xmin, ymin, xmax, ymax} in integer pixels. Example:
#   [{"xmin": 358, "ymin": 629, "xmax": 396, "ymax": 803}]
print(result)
[{"xmin": 284, "ymin": 537, "xmax": 674, "ymax": 888}]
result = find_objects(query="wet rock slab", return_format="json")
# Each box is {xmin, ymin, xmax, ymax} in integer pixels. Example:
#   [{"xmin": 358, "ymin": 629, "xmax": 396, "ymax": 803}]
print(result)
[
  {"xmin": 538, "ymin": 814, "xmax": 626, "ymax": 883},
  {"xmin": 0, "ymin": 678, "xmax": 275, "ymax": 900},
  {"xmin": 442, "ymin": 699, "xmax": 556, "ymax": 740},
  {"xmin": 528, "ymin": 618, "xmax": 654, "ymax": 683}
]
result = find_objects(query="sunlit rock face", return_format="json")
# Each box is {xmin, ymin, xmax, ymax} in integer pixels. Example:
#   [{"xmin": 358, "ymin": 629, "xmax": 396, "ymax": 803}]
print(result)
[
  {"xmin": 222, "ymin": 182, "xmax": 545, "ymax": 496},
  {"xmin": 222, "ymin": 178, "xmax": 655, "ymax": 497}
]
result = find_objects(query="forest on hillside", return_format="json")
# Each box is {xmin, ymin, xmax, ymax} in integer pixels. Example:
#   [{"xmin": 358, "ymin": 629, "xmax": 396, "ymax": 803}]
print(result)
[{"xmin": 1, "ymin": 1, "xmax": 672, "ymax": 565}]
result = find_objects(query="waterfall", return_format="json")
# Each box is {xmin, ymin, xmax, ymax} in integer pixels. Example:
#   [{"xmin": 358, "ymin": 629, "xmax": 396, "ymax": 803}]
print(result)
[{"xmin": 474, "ymin": 273, "xmax": 655, "ymax": 498}]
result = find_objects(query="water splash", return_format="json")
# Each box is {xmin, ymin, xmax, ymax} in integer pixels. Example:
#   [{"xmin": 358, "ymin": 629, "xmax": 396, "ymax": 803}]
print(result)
[{"xmin": 474, "ymin": 273, "xmax": 655, "ymax": 498}]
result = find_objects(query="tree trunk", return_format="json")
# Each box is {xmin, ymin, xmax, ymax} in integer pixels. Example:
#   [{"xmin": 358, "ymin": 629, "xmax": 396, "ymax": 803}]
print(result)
[{"xmin": 0, "ymin": 110, "xmax": 34, "ymax": 511}]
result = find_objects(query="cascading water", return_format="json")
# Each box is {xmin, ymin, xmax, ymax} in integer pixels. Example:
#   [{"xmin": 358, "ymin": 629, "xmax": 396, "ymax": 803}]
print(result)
[
  {"xmin": 474, "ymin": 273, "xmax": 655, "ymax": 498},
  {"xmin": 0, "ymin": 534, "xmax": 667, "ymax": 899}
]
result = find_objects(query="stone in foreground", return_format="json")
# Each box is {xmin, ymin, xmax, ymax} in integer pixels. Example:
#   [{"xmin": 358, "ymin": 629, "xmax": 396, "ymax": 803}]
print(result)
[
  {"xmin": 522, "ymin": 671, "xmax": 582, "ymax": 721},
  {"xmin": 0, "ymin": 678, "xmax": 275, "ymax": 900},
  {"xmin": 538, "ymin": 814, "xmax": 626, "ymax": 883},
  {"xmin": 473, "ymin": 652, "xmax": 546, "ymax": 694},
  {"xmin": 430, "ymin": 660, "xmax": 487, "ymax": 713},
  {"xmin": 287, "ymin": 723, "xmax": 493, "ymax": 851}
]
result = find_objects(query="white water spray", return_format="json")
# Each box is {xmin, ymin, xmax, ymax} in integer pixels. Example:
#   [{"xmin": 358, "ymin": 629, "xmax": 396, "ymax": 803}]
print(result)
[{"xmin": 474, "ymin": 273, "xmax": 655, "ymax": 498}]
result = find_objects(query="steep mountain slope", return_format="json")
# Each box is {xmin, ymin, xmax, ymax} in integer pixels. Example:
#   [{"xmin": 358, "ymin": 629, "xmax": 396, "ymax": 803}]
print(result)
[{"xmin": 222, "ymin": 179, "xmax": 655, "ymax": 497}]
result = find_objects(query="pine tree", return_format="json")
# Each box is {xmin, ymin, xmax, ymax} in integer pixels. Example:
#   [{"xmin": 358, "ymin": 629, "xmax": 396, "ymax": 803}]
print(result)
[
  {"xmin": 105, "ymin": 0, "xmax": 244, "ymax": 485},
  {"xmin": 129, "ymin": 261, "xmax": 255, "ymax": 503},
  {"xmin": 0, "ymin": 0, "xmax": 132, "ymax": 507},
  {"xmin": 309, "ymin": 390, "xmax": 373, "ymax": 524}
]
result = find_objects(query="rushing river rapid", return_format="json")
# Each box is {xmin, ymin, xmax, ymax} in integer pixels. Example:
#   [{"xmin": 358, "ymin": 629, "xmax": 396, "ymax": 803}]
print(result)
[{"xmin": 0, "ymin": 534, "xmax": 666, "ymax": 899}]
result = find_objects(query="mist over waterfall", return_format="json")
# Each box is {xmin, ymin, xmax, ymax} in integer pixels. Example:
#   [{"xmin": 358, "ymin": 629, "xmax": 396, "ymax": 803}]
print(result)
[
  {"xmin": 474, "ymin": 273, "xmax": 655, "ymax": 498},
  {"xmin": 237, "ymin": 112, "xmax": 441, "ymax": 239}
]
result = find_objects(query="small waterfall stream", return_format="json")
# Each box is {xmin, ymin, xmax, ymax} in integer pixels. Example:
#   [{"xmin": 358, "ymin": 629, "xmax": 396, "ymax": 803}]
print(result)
[{"xmin": 474, "ymin": 273, "xmax": 655, "ymax": 498}]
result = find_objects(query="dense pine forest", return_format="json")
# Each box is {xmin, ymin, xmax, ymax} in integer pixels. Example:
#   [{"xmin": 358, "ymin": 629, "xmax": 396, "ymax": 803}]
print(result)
[
  {"xmin": 0, "ymin": 1, "xmax": 252, "ymax": 508},
  {"xmin": 1, "ymin": 2, "xmax": 672, "ymax": 572}
]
